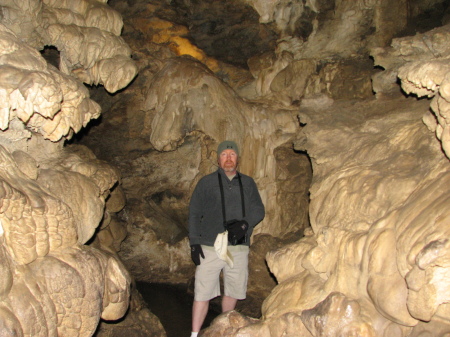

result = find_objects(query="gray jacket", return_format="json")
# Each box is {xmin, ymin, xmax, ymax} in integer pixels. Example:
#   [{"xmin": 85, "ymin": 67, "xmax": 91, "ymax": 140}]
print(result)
[{"xmin": 188, "ymin": 168, "xmax": 265, "ymax": 246}]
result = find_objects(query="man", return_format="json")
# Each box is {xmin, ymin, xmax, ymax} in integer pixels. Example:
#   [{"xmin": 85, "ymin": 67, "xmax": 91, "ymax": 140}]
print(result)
[{"xmin": 188, "ymin": 140, "xmax": 265, "ymax": 337}]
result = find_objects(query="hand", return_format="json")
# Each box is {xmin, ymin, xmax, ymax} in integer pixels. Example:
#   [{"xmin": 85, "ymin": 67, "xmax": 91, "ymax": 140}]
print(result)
[
  {"xmin": 227, "ymin": 220, "xmax": 249, "ymax": 245},
  {"xmin": 191, "ymin": 244, "xmax": 205, "ymax": 266}
]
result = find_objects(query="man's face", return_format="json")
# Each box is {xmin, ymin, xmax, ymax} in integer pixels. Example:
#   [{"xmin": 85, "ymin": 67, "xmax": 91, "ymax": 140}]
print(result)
[{"xmin": 218, "ymin": 149, "xmax": 238, "ymax": 174}]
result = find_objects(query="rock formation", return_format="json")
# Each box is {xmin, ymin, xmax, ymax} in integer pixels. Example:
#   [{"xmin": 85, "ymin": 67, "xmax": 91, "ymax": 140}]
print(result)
[
  {"xmin": 0, "ymin": 0, "xmax": 164, "ymax": 336},
  {"xmin": 202, "ymin": 2, "xmax": 450, "ymax": 336},
  {"xmin": 2, "ymin": 0, "xmax": 450, "ymax": 336}
]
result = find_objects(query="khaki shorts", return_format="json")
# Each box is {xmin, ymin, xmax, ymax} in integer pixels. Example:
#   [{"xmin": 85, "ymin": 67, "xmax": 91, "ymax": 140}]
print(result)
[{"xmin": 194, "ymin": 245, "xmax": 249, "ymax": 301}]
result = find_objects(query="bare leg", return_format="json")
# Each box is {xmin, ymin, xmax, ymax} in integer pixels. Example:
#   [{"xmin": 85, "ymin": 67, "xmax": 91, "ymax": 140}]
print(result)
[
  {"xmin": 221, "ymin": 295, "xmax": 238, "ymax": 312},
  {"xmin": 192, "ymin": 300, "xmax": 209, "ymax": 333}
]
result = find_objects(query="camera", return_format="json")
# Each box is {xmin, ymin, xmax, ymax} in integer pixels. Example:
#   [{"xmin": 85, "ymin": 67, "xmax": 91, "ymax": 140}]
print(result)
[{"xmin": 225, "ymin": 219, "xmax": 248, "ymax": 246}]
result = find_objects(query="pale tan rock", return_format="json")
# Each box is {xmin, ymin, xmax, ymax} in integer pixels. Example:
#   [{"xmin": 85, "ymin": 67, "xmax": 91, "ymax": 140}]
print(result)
[
  {"xmin": 0, "ymin": 0, "xmax": 44, "ymax": 48},
  {"xmin": 391, "ymin": 174, "xmax": 450, "ymax": 322},
  {"xmin": 0, "ymin": 1, "xmax": 138, "ymax": 334},
  {"xmin": 255, "ymin": 96, "xmax": 450, "ymax": 336},
  {"xmin": 265, "ymin": 231, "xmax": 316, "ymax": 283},
  {"xmin": 372, "ymin": 24, "xmax": 450, "ymax": 159},
  {"xmin": 201, "ymin": 310, "xmax": 260, "ymax": 337},
  {"xmin": 46, "ymin": 24, "xmax": 137, "ymax": 91},
  {"xmin": 38, "ymin": 168, "xmax": 104, "ymax": 244},
  {"xmin": 262, "ymin": 270, "xmax": 326, "ymax": 320},
  {"xmin": 270, "ymin": 58, "xmax": 316, "ymax": 101},
  {"xmin": 405, "ymin": 60, "xmax": 450, "ymax": 158},
  {"xmin": 12, "ymin": 150, "xmax": 39, "ymax": 180},
  {"xmin": 105, "ymin": 184, "xmax": 126, "ymax": 213},
  {"xmin": 0, "ymin": 146, "xmax": 76, "ymax": 264},
  {"xmin": 0, "ymin": 241, "xmax": 13, "ymax": 300},
  {"xmin": 366, "ymin": 228, "xmax": 417, "ymax": 326},
  {"xmin": 0, "ymin": 144, "xmax": 132, "ymax": 336},
  {"xmin": 1, "ymin": 0, "xmax": 137, "ymax": 98},
  {"xmin": 301, "ymin": 292, "xmax": 377, "ymax": 337},
  {"xmin": 96, "ymin": 216, "xmax": 127, "ymax": 252},
  {"xmin": 0, "ymin": 25, "xmax": 102, "ymax": 141},
  {"xmin": 409, "ymin": 312, "xmax": 450, "ymax": 337}
]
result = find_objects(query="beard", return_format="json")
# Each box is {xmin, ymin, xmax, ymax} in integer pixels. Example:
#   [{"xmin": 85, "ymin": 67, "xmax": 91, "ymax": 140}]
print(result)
[
  {"xmin": 223, "ymin": 166, "xmax": 236, "ymax": 172},
  {"xmin": 222, "ymin": 161, "xmax": 237, "ymax": 172}
]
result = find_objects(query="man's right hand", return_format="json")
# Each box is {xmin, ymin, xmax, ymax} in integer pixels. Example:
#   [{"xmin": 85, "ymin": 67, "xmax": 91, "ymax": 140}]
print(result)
[{"xmin": 191, "ymin": 244, "xmax": 205, "ymax": 266}]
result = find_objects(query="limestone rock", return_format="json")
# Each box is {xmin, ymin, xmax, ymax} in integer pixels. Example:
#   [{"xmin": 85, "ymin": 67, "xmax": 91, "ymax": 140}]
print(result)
[
  {"xmin": 0, "ymin": 1, "xmax": 144, "ymax": 336},
  {"xmin": 256, "ymin": 96, "xmax": 450, "ymax": 336},
  {"xmin": 0, "ymin": 144, "xmax": 131, "ymax": 336},
  {"xmin": 301, "ymin": 292, "xmax": 377, "ymax": 336},
  {"xmin": 0, "ymin": 0, "xmax": 137, "ymax": 142},
  {"xmin": 201, "ymin": 310, "xmax": 260, "ymax": 337},
  {"xmin": 372, "ymin": 24, "xmax": 450, "ymax": 158},
  {"xmin": 94, "ymin": 285, "xmax": 167, "ymax": 337}
]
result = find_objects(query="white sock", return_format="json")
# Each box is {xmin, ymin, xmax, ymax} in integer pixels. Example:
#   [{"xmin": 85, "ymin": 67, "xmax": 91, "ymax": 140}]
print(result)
[{"xmin": 190, "ymin": 332, "xmax": 199, "ymax": 337}]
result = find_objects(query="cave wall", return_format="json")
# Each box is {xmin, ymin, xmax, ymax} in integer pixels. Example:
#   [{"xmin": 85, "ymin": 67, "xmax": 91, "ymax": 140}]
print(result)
[{"xmin": 0, "ymin": 1, "xmax": 164, "ymax": 336}]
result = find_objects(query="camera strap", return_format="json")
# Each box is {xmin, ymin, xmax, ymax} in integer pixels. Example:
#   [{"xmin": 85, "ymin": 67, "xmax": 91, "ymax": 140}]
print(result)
[{"xmin": 218, "ymin": 171, "xmax": 246, "ymax": 228}]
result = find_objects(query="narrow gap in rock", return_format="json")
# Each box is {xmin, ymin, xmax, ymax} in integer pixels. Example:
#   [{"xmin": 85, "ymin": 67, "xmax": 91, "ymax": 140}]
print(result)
[{"xmin": 40, "ymin": 45, "xmax": 60, "ymax": 68}]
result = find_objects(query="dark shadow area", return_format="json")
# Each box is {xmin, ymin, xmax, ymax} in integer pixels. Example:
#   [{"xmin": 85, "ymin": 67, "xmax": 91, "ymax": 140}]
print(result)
[
  {"xmin": 40, "ymin": 45, "xmax": 60, "ymax": 68},
  {"xmin": 136, "ymin": 282, "xmax": 221, "ymax": 337},
  {"xmin": 395, "ymin": 0, "xmax": 450, "ymax": 38}
]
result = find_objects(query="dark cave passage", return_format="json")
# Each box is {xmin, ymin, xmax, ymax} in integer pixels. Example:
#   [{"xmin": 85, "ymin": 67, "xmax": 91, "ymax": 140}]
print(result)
[{"xmin": 136, "ymin": 282, "xmax": 221, "ymax": 337}]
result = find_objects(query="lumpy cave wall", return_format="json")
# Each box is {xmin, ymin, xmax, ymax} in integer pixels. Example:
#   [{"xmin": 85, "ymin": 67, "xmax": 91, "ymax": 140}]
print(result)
[{"xmin": 1, "ymin": 0, "xmax": 450, "ymax": 337}]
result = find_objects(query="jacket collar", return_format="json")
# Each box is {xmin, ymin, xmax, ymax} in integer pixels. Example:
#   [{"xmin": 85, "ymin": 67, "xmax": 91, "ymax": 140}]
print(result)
[{"xmin": 218, "ymin": 167, "xmax": 239, "ymax": 179}]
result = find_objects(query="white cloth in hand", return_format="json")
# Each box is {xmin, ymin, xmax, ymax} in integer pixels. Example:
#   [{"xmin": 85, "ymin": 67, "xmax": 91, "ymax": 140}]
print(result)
[{"xmin": 214, "ymin": 231, "xmax": 234, "ymax": 268}]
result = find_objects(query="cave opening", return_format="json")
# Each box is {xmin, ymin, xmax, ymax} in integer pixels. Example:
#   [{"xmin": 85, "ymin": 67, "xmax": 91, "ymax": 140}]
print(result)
[{"xmin": 40, "ymin": 45, "xmax": 60, "ymax": 68}]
